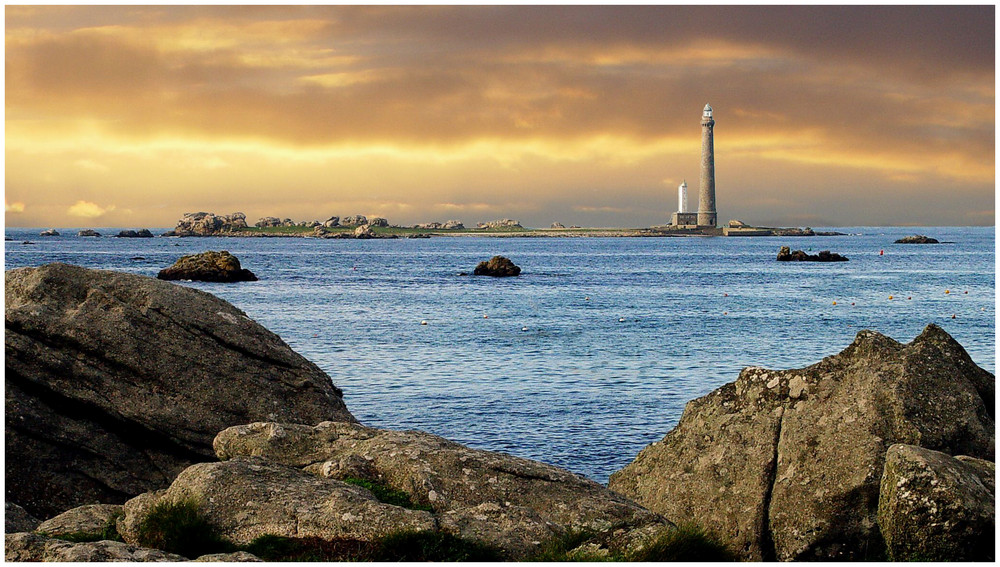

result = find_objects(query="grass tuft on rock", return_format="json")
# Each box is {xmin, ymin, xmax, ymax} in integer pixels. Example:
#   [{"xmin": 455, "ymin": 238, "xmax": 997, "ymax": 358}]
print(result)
[
  {"xmin": 49, "ymin": 512, "xmax": 125, "ymax": 543},
  {"xmin": 529, "ymin": 529, "xmax": 611, "ymax": 561},
  {"xmin": 134, "ymin": 499, "xmax": 234, "ymax": 558},
  {"xmin": 627, "ymin": 522, "xmax": 736, "ymax": 562},
  {"xmin": 341, "ymin": 477, "xmax": 433, "ymax": 511}
]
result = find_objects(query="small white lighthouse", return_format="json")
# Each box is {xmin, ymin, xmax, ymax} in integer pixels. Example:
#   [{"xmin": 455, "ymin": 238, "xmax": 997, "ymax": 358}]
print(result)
[{"xmin": 677, "ymin": 180, "xmax": 689, "ymax": 213}]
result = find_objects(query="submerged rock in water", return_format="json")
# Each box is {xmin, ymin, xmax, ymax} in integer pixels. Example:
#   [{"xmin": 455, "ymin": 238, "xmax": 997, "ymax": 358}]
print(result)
[
  {"xmin": 474, "ymin": 255, "xmax": 521, "ymax": 277},
  {"xmin": 894, "ymin": 234, "xmax": 939, "ymax": 244},
  {"xmin": 157, "ymin": 250, "xmax": 258, "ymax": 282},
  {"xmin": 776, "ymin": 245, "xmax": 848, "ymax": 261},
  {"xmin": 5, "ymin": 263, "xmax": 354, "ymax": 518},
  {"xmin": 609, "ymin": 324, "xmax": 993, "ymax": 561}
]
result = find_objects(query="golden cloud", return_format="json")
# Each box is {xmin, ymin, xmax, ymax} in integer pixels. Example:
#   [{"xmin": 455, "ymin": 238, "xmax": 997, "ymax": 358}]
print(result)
[{"xmin": 67, "ymin": 200, "xmax": 115, "ymax": 218}]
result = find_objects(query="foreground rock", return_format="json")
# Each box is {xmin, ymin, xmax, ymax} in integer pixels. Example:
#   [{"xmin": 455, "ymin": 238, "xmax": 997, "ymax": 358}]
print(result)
[
  {"xmin": 135, "ymin": 420, "xmax": 671, "ymax": 558},
  {"xmin": 5, "ymin": 504, "xmax": 39, "ymax": 534},
  {"xmin": 164, "ymin": 212, "xmax": 247, "ymax": 236},
  {"xmin": 5, "ymin": 533, "xmax": 186, "ymax": 562},
  {"xmin": 878, "ymin": 444, "xmax": 994, "ymax": 561},
  {"xmin": 609, "ymin": 324, "xmax": 993, "ymax": 561},
  {"xmin": 36, "ymin": 504, "xmax": 123, "ymax": 538},
  {"xmin": 894, "ymin": 234, "xmax": 939, "ymax": 244},
  {"xmin": 776, "ymin": 245, "xmax": 848, "ymax": 262},
  {"xmin": 474, "ymin": 255, "xmax": 521, "ymax": 277},
  {"xmin": 5, "ymin": 263, "xmax": 354, "ymax": 518},
  {"xmin": 157, "ymin": 251, "xmax": 258, "ymax": 282}
]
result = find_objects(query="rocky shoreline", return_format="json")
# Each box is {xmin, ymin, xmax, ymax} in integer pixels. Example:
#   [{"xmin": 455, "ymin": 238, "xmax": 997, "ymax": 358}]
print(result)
[{"xmin": 5, "ymin": 263, "xmax": 993, "ymax": 561}]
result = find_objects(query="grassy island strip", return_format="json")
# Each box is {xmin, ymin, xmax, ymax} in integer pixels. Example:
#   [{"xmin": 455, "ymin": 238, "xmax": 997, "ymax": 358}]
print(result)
[{"xmin": 230, "ymin": 225, "xmax": 690, "ymax": 237}]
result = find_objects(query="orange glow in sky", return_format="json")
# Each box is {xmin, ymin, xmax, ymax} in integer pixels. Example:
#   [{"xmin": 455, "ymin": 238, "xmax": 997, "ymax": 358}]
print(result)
[{"xmin": 5, "ymin": 5, "xmax": 995, "ymax": 228}]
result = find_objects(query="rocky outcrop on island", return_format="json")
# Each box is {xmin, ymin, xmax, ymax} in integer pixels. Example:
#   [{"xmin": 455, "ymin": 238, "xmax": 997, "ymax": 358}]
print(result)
[
  {"xmin": 609, "ymin": 324, "xmax": 994, "ymax": 561},
  {"xmin": 5, "ymin": 263, "xmax": 354, "ymax": 518},
  {"xmin": 478, "ymin": 219, "xmax": 523, "ymax": 229},
  {"xmin": 877, "ymin": 444, "xmax": 994, "ymax": 561},
  {"xmin": 353, "ymin": 224, "xmax": 376, "ymax": 239},
  {"xmin": 474, "ymin": 255, "xmax": 521, "ymax": 277},
  {"xmin": 157, "ymin": 251, "xmax": 258, "ymax": 282},
  {"xmin": 776, "ymin": 245, "xmax": 848, "ymax": 262},
  {"xmin": 414, "ymin": 220, "xmax": 465, "ymax": 230},
  {"xmin": 115, "ymin": 229, "xmax": 154, "ymax": 238},
  {"xmin": 39, "ymin": 229, "xmax": 59, "ymax": 236},
  {"xmin": 340, "ymin": 215, "xmax": 367, "ymax": 227},
  {"xmin": 77, "ymin": 229, "xmax": 101, "ymax": 237},
  {"xmin": 322, "ymin": 216, "xmax": 340, "ymax": 227},
  {"xmin": 895, "ymin": 234, "xmax": 939, "ymax": 244},
  {"xmin": 162, "ymin": 212, "xmax": 248, "ymax": 236},
  {"xmin": 550, "ymin": 222, "xmax": 566, "ymax": 229}
]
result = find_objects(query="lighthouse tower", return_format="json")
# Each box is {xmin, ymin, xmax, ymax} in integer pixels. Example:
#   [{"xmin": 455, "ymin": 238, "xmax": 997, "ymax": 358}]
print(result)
[
  {"xmin": 678, "ymin": 180, "xmax": 688, "ymax": 213},
  {"xmin": 697, "ymin": 103, "xmax": 717, "ymax": 227}
]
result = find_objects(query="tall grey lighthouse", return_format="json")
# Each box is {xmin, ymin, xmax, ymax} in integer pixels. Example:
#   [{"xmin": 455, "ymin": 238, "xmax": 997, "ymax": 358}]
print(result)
[{"xmin": 697, "ymin": 103, "xmax": 717, "ymax": 227}]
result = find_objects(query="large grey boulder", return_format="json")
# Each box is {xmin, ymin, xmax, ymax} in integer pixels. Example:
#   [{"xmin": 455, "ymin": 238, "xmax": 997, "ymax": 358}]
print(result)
[
  {"xmin": 878, "ymin": 444, "xmax": 994, "ymax": 561},
  {"xmin": 5, "ymin": 263, "xmax": 354, "ymax": 518},
  {"xmin": 211, "ymin": 421, "xmax": 667, "ymax": 558},
  {"xmin": 5, "ymin": 532, "xmax": 186, "ymax": 562},
  {"xmin": 118, "ymin": 457, "xmax": 436, "ymax": 546},
  {"xmin": 609, "ymin": 324, "xmax": 993, "ymax": 561},
  {"xmin": 36, "ymin": 504, "xmax": 122, "ymax": 538}
]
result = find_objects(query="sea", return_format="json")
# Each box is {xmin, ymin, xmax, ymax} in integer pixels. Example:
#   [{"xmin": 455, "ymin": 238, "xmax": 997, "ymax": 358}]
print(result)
[{"xmin": 4, "ymin": 226, "xmax": 995, "ymax": 484}]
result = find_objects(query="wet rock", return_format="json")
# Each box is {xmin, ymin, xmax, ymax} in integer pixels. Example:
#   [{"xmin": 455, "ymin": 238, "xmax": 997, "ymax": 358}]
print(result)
[
  {"xmin": 39, "ymin": 229, "xmax": 59, "ymax": 237},
  {"xmin": 776, "ymin": 246, "xmax": 848, "ymax": 261},
  {"xmin": 157, "ymin": 250, "xmax": 258, "ymax": 282},
  {"xmin": 5, "ymin": 263, "xmax": 354, "ymax": 518},
  {"xmin": 35, "ymin": 504, "xmax": 122, "ymax": 538},
  {"xmin": 878, "ymin": 444, "xmax": 994, "ymax": 561},
  {"xmin": 5, "ymin": 532, "xmax": 186, "ymax": 561},
  {"xmin": 77, "ymin": 229, "xmax": 101, "ymax": 237},
  {"xmin": 115, "ymin": 229, "xmax": 154, "ymax": 238},
  {"xmin": 474, "ymin": 256, "xmax": 521, "ymax": 277},
  {"xmin": 895, "ymin": 235, "xmax": 939, "ymax": 244},
  {"xmin": 609, "ymin": 324, "xmax": 993, "ymax": 561}
]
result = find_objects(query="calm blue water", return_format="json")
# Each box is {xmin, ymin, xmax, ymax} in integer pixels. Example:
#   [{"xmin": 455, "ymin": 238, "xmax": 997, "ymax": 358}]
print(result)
[{"xmin": 5, "ymin": 227, "xmax": 995, "ymax": 483}]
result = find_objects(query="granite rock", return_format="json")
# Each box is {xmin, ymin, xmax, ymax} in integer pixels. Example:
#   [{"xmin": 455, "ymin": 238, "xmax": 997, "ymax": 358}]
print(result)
[
  {"xmin": 877, "ymin": 444, "xmax": 994, "ymax": 561},
  {"xmin": 609, "ymin": 324, "xmax": 993, "ymax": 561},
  {"xmin": 5, "ymin": 532, "xmax": 186, "ymax": 562},
  {"xmin": 5, "ymin": 263, "xmax": 354, "ymax": 518},
  {"xmin": 474, "ymin": 256, "xmax": 521, "ymax": 277},
  {"xmin": 35, "ymin": 504, "xmax": 122, "ymax": 538}
]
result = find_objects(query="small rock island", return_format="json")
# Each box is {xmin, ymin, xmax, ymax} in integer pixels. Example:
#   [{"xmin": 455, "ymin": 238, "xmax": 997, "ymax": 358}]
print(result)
[
  {"xmin": 474, "ymin": 256, "xmax": 521, "ymax": 277},
  {"xmin": 895, "ymin": 234, "xmax": 939, "ymax": 244},
  {"xmin": 776, "ymin": 246, "xmax": 848, "ymax": 262},
  {"xmin": 157, "ymin": 251, "xmax": 258, "ymax": 282}
]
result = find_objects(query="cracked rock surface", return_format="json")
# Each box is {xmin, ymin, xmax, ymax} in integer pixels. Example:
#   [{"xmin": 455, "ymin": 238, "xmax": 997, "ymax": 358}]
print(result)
[
  {"xmin": 204, "ymin": 421, "xmax": 667, "ymax": 557},
  {"xmin": 5, "ymin": 263, "xmax": 355, "ymax": 518},
  {"xmin": 609, "ymin": 324, "xmax": 994, "ymax": 561}
]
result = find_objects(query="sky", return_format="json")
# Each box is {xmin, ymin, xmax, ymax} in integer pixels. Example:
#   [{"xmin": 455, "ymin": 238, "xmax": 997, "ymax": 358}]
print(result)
[{"xmin": 4, "ymin": 5, "xmax": 995, "ymax": 228}]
